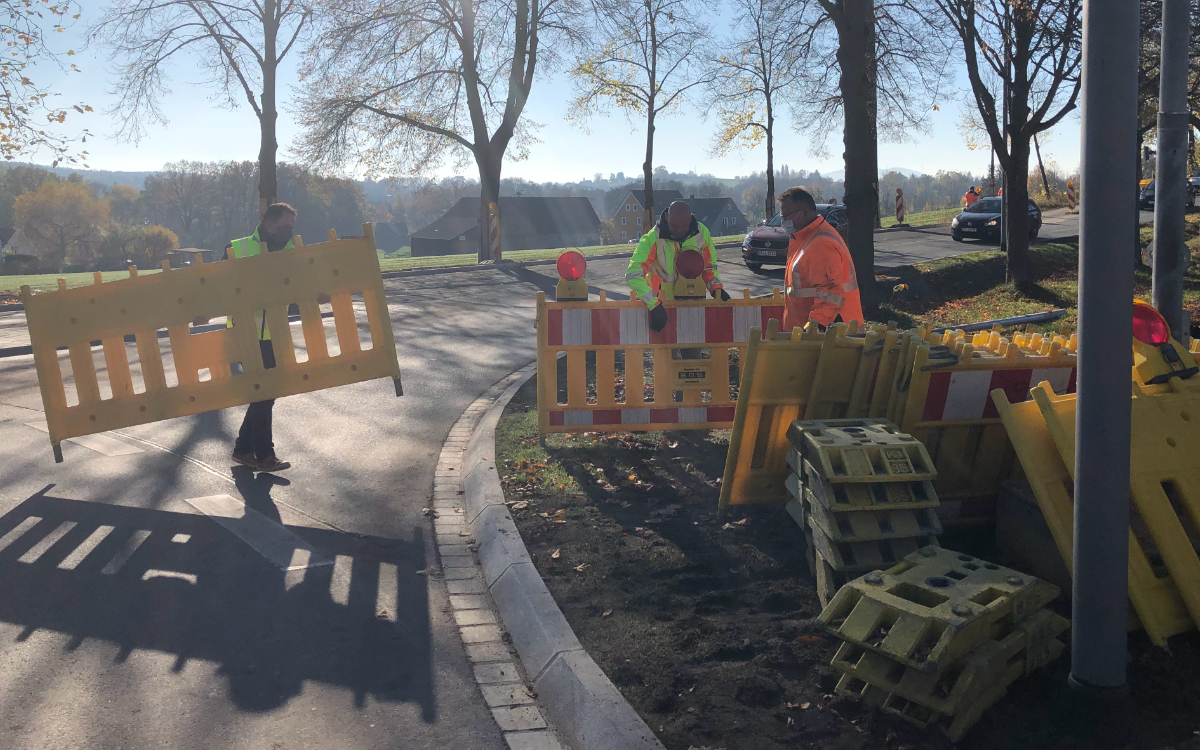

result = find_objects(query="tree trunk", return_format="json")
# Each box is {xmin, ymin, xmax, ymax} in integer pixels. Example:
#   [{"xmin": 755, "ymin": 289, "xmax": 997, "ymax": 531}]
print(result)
[
  {"xmin": 1005, "ymin": 133, "xmax": 1032, "ymax": 283},
  {"xmin": 477, "ymin": 146, "xmax": 503, "ymax": 262},
  {"xmin": 258, "ymin": 11, "xmax": 279, "ymax": 216},
  {"xmin": 835, "ymin": 0, "xmax": 878, "ymax": 314},
  {"xmin": 765, "ymin": 98, "xmax": 776, "ymax": 212},
  {"xmin": 643, "ymin": 107, "xmax": 656, "ymax": 231}
]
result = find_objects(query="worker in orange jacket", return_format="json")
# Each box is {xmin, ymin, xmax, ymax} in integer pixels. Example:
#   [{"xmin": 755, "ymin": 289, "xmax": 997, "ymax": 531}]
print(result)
[
  {"xmin": 779, "ymin": 186, "xmax": 864, "ymax": 331},
  {"xmin": 964, "ymin": 187, "xmax": 978, "ymax": 207}
]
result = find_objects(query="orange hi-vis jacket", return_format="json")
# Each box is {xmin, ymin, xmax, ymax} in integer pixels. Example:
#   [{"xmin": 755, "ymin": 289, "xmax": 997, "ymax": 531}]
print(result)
[
  {"xmin": 964, "ymin": 190, "xmax": 978, "ymax": 207},
  {"xmin": 782, "ymin": 216, "xmax": 863, "ymax": 331}
]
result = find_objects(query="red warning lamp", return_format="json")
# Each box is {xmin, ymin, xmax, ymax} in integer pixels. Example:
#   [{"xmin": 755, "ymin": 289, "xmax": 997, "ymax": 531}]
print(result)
[
  {"xmin": 676, "ymin": 249, "xmax": 705, "ymax": 280},
  {"xmin": 555, "ymin": 250, "xmax": 588, "ymax": 301},
  {"xmin": 1132, "ymin": 300, "xmax": 1171, "ymax": 346},
  {"xmin": 557, "ymin": 251, "xmax": 586, "ymax": 281}
]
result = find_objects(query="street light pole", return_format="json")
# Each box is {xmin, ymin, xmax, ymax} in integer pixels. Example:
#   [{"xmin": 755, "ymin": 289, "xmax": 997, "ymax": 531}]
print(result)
[
  {"xmin": 1071, "ymin": 0, "xmax": 1138, "ymax": 692},
  {"xmin": 1151, "ymin": 0, "xmax": 1192, "ymax": 340}
]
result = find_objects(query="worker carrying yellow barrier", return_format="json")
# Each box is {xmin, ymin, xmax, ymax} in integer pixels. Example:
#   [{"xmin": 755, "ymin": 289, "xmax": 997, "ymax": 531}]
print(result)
[{"xmin": 21, "ymin": 217, "xmax": 402, "ymax": 464}]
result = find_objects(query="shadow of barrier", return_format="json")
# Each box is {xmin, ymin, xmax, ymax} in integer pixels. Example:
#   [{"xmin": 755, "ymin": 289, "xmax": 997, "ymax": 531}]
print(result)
[
  {"xmin": 21, "ymin": 224, "xmax": 402, "ymax": 460},
  {"xmin": 0, "ymin": 487, "xmax": 434, "ymax": 716},
  {"xmin": 718, "ymin": 322, "xmax": 1078, "ymax": 524},
  {"xmin": 535, "ymin": 289, "xmax": 784, "ymax": 433}
]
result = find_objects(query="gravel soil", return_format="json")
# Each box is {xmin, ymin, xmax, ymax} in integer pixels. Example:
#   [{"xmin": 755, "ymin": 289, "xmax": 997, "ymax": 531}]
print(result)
[{"xmin": 496, "ymin": 376, "xmax": 1200, "ymax": 750}]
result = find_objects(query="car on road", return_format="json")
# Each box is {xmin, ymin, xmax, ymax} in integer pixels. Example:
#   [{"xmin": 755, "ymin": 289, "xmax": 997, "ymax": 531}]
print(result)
[
  {"xmin": 1139, "ymin": 178, "xmax": 1197, "ymax": 210},
  {"xmin": 741, "ymin": 203, "xmax": 848, "ymax": 272},
  {"xmin": 950, "ymin": 197, "xmax": 1043, "ymax": 242}
]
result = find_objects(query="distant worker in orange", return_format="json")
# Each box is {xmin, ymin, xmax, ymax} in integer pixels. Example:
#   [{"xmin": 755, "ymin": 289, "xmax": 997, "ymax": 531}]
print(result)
[
  {"xmin": 779, "ymin": 186, "xmax": 863, "ymax": 332},
  {"xmin": 964, "ymin": 186, "xmax": 978, "ymax": 207}
]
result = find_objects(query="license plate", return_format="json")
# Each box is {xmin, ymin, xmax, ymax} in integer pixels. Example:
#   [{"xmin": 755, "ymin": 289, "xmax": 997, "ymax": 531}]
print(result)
[
  {"xmin": 962, "ymin": 227, "xmax": 977, "ymax": 233},
  {"xmin": 758, "ymin": 250, "xmax": 777, "ymax": 257}
]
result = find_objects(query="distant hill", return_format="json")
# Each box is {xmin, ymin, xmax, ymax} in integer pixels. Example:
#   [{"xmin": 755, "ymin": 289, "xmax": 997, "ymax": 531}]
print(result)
[
  {"xmin": 5, "ymin": 162, "xmax": 154, "ymax": 189},
  {"xmin": 819, "ymin": 167, "xmax": 926, "ymax": 181}
]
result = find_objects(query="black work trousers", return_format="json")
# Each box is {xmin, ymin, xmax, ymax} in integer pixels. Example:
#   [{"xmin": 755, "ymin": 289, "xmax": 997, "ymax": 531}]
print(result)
[{"xmin": 234, "ymin": 340, "xmax": 277, "ymax": 460}]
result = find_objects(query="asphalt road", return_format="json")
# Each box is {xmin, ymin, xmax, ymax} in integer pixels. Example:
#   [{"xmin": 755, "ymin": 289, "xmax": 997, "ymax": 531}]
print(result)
[
  {"xmin": 0, "ymin": 269, "xmax": 550, "ymax": 750},
  {"xmin": 0, "ymin": 207, "xmax": 1135, "ymax": 748}
]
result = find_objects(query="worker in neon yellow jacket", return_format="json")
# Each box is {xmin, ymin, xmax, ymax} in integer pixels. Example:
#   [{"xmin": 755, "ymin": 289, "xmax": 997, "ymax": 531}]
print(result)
[{"xmin": 625, "ymin": 201, "xmax": 729, "ymax": 331}]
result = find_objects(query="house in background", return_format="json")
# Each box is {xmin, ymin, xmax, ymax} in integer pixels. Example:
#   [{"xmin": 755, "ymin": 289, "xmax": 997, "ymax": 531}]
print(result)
[
  {"xmin": 372, "ymin": 221, "xmax": 410, "ymax": 253},
  {"xmin": 609, "ymin": 189, "xmax": 749, "ymax": 242},
  {"xmin": 411, "ymin": 197, "xmax": 601, "ymax": 257},
  {"xmin": 684, "ymin": 196, "xmax": 749, "ymax": 236},
  {"xmin": 610, "ymin": 189, "xmax": 684, "ymax": 242}
]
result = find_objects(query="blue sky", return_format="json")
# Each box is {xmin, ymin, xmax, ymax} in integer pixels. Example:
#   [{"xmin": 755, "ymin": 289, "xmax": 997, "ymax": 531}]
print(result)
[{"xmin": 39, "ymin": 7, "xmax": 1081, "ymax": 184}]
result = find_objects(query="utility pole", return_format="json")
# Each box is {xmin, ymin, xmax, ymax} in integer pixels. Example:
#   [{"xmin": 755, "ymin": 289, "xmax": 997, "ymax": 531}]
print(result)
[
  {"xmin": 1151, "ymin": 0, "xmax": 1192, "ymax": 340},
  {"xmin": 1071, "ymin": 0, "xmax": 1138, "ymax": 694}
]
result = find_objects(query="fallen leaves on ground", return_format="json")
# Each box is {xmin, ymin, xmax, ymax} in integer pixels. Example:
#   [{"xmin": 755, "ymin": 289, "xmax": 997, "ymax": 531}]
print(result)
[{"xmin": 550, "ymin": 548, "xmax": 561, "ymax": 559}]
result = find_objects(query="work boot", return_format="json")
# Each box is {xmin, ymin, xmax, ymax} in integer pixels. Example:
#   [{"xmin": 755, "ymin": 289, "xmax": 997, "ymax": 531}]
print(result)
[
  {"xmin": 232, "ymin": 451, "xmax": 258, "ymax": 468},
  {"xmin": 256, "ymin": 455, "xmax": 291, "ymax": 473}
]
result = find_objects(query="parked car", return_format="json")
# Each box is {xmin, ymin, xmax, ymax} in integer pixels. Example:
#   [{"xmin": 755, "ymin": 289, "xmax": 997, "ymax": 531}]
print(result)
[
  {"xmin": 1139, "ymin": 178, "xmax": 1197, "ymax": 210},
  {"xmin": 950, "ymin": 197, "xmax": 1043, "ymax": 242},
  {"xmin": 741, "ymin": 204, "xmax": 848, "ymax": 272}
]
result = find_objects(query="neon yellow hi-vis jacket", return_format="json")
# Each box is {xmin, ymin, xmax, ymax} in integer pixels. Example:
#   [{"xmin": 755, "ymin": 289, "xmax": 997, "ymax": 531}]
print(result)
[
  {"xmin": 225, "ymin": 226, "xmax": 295, "ymax": 341},
  {"xmin": 625, "ymin": 220, "xmax": 723, "ymax": 310}
]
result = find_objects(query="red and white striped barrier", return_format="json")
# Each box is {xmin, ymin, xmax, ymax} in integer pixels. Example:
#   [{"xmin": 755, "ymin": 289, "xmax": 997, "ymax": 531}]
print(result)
[
  {"xmin": 545, "ymin": 304, "xmax": 784, "ymax": 348},
  {"xmin": 895, "ymin": 189, "xmax": 905, "ymax": 225},
  {"xmin": 920, "ymin": 366, "xmax": 1076, "ymax": 422},
  {"xmin": 1067, "ymin": 181, "xmax": 1076, "ymax": 211},
  {"xmin": 488, "ymin": 201, "xmax": 501, "ymax": 261}
]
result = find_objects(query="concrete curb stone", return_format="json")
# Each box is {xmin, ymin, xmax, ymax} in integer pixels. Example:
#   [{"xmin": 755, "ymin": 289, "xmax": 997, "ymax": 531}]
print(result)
[{"xmin": 458, "ymin": 363, "xmax": 666, "ymax": 750}]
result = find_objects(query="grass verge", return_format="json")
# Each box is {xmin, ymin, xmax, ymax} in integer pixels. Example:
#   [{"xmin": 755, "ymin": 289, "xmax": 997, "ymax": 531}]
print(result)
[{"xmin": 0, "ymin": 269, "xmax": 165, "ymax": 294}]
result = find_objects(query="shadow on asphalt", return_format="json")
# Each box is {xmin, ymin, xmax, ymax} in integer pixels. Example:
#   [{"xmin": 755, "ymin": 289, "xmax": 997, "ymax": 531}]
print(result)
[{"xmin": 0, "ymin": 485, "xmax": 435, "ymax": 718}]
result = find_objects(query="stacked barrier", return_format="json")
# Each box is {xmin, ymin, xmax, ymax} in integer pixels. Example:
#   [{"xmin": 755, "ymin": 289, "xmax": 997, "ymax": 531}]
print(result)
[
  {"xmin": 718, "ymin": 320, "xmax": 890, "ymax": 510},
  {"xmin": 536, "ymin": 290, "xmax": 784, "ymax": 433},
  {"xmin": 867, "ymin": 325, "xmax": 1078, "ymax": 525},
  {"xmin": 821, "ymin": 547, "xmax": 1066, "ymax": 741},
  {"xmin": 995, "ymin": 375, "xmax": 1200, "ymax": 646},
  {"xmin": 783, "ymin": 418, "xmax": 943, "ymax": 605},
  {"xmin": 21, "ymin": 224, "xmax": 402, "ymax": 461}
]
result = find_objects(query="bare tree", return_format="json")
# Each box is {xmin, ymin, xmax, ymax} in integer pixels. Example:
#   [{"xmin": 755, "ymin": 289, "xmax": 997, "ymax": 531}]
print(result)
[
  {"xmin": 787, "ymin": 0, "xmax": 949, "ymax": 310},
  {"xmin": 0, "ymin": 1, "xmax": 91, "ymax": 165},
  {"xmin": 707, "ymin": 0, "xmax": 797, "ymax": 214},
  {"xmin": 294, "ymin": 0, "xmax": 577, "ymax": 263},
  {"xmin": 88, "ymin": 1, "xmax": 311, "ymax": 214},
  {"xmin": 933, "ymin": 0, "xmax": 1081, "ymax": 283},
  {"xmin": 569, "ymin": 0, "xmax": 712, "ymax": 227}
]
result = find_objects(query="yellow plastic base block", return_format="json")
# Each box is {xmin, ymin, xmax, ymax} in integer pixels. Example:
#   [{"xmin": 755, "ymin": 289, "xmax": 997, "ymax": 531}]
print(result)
[
  {"xmin": 808, "ymin": 518, "xmax": 939, "ymax": 574},
  {"xmin": 790, "ymin": 420, "xmax": 937, "ymax": 483},
  {"xmin": 805, "ymin": 487, "xmax": 943, "ymax": 543},
  {"xmin": 818, "ymin": 546, "xmax": 1059, "ymax": 673},
  {"xmin": 788, "ymin": 452, "xmax": 941, "ymax": 511}
]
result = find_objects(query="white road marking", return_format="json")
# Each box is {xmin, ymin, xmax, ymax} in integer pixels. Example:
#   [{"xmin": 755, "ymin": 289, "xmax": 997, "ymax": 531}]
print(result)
[
  {"xmin": 58, "ymin": 525, "xmax": 116, "ymax": 570},
  {"xmin": 18, "ymin": 521, "xmax": 76, "ymax": 563},
  {"xmin": 183, "ymin": 494, "xmax": 333, "ymax": 571},
  {"xmin": 25, "ymin": 422, "xmax": 144, "ymax": 456},
  {"xmin": 142, "ymin": 569, "xmax": 198, "ymax": 585},
  {"xmin": 101, "ymin": 530, "xmax": 152, "ymax": 574}
]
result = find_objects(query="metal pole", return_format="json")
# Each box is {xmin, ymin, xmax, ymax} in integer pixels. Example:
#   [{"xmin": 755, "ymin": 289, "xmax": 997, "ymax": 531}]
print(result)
[
  {"xmin": 1071, "ymin": 0, "xmax": 1137, "ymax": 693},
  {"xmin": 1151, "ymin": 0, "xmax": 1192, "ymax": 340}
]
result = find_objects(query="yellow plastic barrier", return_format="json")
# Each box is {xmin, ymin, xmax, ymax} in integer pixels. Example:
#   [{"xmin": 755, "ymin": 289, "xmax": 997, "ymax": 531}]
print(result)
[
  {"xmin": 991, "ymin": 389, "xmax": 1193, "ymax": 647},
  {"xmin": 717, "ymin": 320, "xmax": 879, "ymax": 510},
  {"xmin": 1031, "ymin": 381, "xmax": 1200, "ymax": 639},
  {"xmin": 535, "ymin": 289, "xmax": 786, "ymax": 434},
  {"xmin": 21, "ymin": 224, "xmax": 401, "ymax": 461},
  {"xmin": 873, "ymin": 327, "xmax": 1078, "ymax": 524}
]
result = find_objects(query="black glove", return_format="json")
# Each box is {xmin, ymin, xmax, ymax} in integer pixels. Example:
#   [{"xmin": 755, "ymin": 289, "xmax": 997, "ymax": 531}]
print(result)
[
  {"xmin": 649, "ymin": 304, "xmax": 669, "ymax": 332},
  {"xmin": 715, "ymin": 288, "xmax": 731, "ymax": 302}
]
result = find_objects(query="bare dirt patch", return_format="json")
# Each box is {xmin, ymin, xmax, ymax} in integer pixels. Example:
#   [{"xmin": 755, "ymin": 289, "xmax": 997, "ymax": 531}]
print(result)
[{"xmin": 497, "ymin": 376, "xmax": 1200, "ymax": 750}]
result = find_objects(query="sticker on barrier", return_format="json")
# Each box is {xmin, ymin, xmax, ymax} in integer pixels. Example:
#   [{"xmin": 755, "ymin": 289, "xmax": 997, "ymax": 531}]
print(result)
[
  {"xmin": 992, "ymin": 390, "xmax": 1193, "ymax": 647},
  {"xmin": 536, "ymin": 290, "xmax": 785, "ymax": 433},
  {"xmin": 21, "ymin": 225, "xmax": 401, "ymax": 460},
  {"xmin": 1030, "ymin": 382, "xmax": 1200, "ymax": 639},
  {"xmin": 717, "ymin": 321, "xmax": 881, "ymax": 510},
  {"xmin": 818, "ymin": 546, "xmax": 1059, "ymax": 673}
]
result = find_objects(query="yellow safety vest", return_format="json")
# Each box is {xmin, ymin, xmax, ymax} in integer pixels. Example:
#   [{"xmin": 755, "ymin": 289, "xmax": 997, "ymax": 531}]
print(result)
[{"xmin": 226, "ymin": 229, "xmax": 295, "ymax": 341}]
